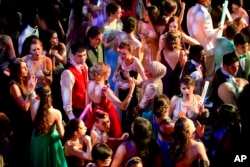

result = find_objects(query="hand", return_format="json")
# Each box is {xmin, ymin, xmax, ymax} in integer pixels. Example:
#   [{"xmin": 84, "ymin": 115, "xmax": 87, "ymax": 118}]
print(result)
[
  {"xmin": 82, "ymin": 135, "xmax": 92, "ymax": 144},
  {"xmin": 28, "ymin": 75, "xmax": 37, "ymax": 91},
  {"xmin": 120, "ymin": 133, "xmax": 129, "ymax": 140},
  {"xmin": 122, "ymin": 70, "xmax": 130, "ymax": 79},
  {"xmin": 117, "ymin": 81, "xmax": 130, "ymax": 90},
  {"xmin": 103, "ymin": 38, "xmax": 108, "ymax": 48},
  {"xmin": 180, "ymin": 1, "xmax": 186, "ymax": 9},
  {"xmin": 235, "ymin": 78, "xmax": 249, "ymax": 89},
  {"xmin": 178, "ymin": 110, "xmax": 187, "ymax": 118},
  {"xmin": 128, "ymin": 77, "xmax": 135, "ymax": 90},
  {"xmin": 50, "ymin": 49, "xmax": 58, "ymax": 56},
  {"xmin": 196, "ymin": 120, "xmax": 205, "ymax": 138}
]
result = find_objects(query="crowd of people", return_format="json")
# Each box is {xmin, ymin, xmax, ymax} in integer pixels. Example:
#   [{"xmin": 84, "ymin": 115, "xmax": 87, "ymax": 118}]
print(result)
[{"xmin": 0, "ymin": 0, "xmax": 250, "ymax": 166}]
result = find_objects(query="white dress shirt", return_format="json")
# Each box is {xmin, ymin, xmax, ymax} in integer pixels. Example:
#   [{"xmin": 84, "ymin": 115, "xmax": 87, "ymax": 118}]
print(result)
[
  {"xmin": 187, "ymin": 3, "xmax": 223, "ymax": 56},
  {"xmin": 18, "ymin": 25, "xmax": 39, "ymax": 55},
  {"xmin": 60, "ymin": 58, "xmax": 88, "ymax": 119}
]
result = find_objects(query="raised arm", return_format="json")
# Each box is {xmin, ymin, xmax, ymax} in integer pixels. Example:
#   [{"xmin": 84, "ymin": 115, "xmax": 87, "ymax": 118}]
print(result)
[
  {"xmin": 181, "ymin": 32, "xmax": 200, "ymax": 45},
  {"xmin": 10, "ymin": 76, "xmax": 37, "ymax": 112},
  {"xmin": 105, "ymin": 78, "xmax": 135, "ymax": 110}
]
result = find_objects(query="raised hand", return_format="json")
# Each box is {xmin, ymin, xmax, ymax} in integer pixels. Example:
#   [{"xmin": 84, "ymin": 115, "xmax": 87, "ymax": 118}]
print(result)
[
  {"xmin": 28, "ymin": 75, "xmax": 37, "ymax": 92},
  {"xmin": 196, "ymin": 120, "xmax": 205, "ymax": 138}
]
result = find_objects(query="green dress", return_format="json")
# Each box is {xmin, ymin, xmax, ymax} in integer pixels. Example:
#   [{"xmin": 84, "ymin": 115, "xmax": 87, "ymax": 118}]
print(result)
[{"xmin": 30, "ymin": 124, "xmax": 68, "ymax": 167}]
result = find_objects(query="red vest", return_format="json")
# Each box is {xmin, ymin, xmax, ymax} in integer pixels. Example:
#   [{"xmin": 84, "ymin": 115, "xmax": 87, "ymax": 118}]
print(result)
[{"xmin": 68, "ymin": 65, "xmax": 87, "ymax": 109}]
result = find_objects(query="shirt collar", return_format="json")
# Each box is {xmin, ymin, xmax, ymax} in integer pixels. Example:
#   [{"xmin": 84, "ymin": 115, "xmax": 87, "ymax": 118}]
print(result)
[
  {"xmin": 235, "ymin": 51, "xmax": 246, "ymax": 59},
  {"xmin": 191, "ymin": 59, "xmax": 200, "ymax": 67},
  {"xmin": 70, "ymin": 57, "xmax": 83, "ymax": 71},
  {"xmin": 221, "ymin": 68, "xmax": 232, "ymax": 79}
]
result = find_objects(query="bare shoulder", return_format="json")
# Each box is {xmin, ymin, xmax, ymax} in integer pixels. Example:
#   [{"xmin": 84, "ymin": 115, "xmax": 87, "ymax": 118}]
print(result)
[
  {"xmin": 51, "ymin": 108, "xmax": 62, "ymax": 118},
  {"xmin": 194, "ymin": 94, "xmax": 201, "ymax": 101},
  {"xmin": 170, "ymin": 95, "xmax": 179, "ymax": 103},
  {"xmin": 44, "ymin": 56, "xmax": 52, "ymax": 62}
]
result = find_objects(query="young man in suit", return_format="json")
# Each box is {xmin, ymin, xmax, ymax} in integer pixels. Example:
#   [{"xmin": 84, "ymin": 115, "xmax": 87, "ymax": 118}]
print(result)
[
  {"xmin": 233, "ymin": 32, "xmax": 250, "ymax": 79},
  {"xmin": 85, "ymin": 26, "xmax": 105, "ymax": 70}
]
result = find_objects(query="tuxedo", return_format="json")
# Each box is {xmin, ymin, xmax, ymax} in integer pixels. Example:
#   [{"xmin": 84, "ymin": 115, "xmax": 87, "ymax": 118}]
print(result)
[{"xmin": 235, "ymin": 51, "xmax": 250, "ymax": 79}]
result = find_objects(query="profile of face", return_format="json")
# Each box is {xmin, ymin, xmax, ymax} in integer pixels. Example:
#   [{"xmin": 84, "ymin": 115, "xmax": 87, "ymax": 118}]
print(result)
[
  {"xmin": 50, "ymin": 32, "xmax": 59, "ymax": 46},
  {"xmin": 20, "ymin": 61, "xmax": 29, "ymax": 77},
  {"xmin": 180, "ymin": 83, "xmax": 195, "ymax": 97},
  {"xmin": 89, "ymin": 33, "xmax": 103, "ymax": 48},
  {"xmin": 73, "ymin": 50, "xmax": 87, "ymax": 65},
  {"xmin": 30, "ymin": 43, "xmax": 43, "ymax": 60},
  {"xmin": 224, "ymin": 61, "xmax": 240, "ymax": 76},
  {"xmin": 113, "ymin": 7, "xmax": 122, "ymax": 20},
  {"xmin": 77, "ymin": 121, "xmax": 88, "ymax": 136},
  {"xmin": 143, "ymin": 11, "xmax": 149, "ymax": 22}
]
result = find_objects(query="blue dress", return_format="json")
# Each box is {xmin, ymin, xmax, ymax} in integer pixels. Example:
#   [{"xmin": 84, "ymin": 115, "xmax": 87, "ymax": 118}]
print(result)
[
  {"xmin": 30, "ymin": 124, "xmax": 68, "ymax": 167},
  {"xmin": 103, "ymin": 21, "xmax": 123, "ymax": 90}
]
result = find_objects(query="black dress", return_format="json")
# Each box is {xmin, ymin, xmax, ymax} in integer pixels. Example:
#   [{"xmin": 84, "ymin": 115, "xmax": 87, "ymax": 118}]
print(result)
[{"xmin": 7, "ymin": 81, "xmax": 34, "ymax": 166}]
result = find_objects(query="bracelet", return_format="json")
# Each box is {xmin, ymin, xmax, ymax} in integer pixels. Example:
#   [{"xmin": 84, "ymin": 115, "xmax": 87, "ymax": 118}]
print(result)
[
  {"xmin": 128, "ymin": 95, "xmax": 133, "ymax": 98},
  {"xmin": 27, "ymin": 91, "xmax": 34, "ymax": 100}
]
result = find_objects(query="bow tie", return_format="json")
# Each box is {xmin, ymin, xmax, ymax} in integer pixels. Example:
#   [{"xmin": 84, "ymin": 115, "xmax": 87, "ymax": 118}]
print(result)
[{"xmin": 239, "ymin": 55, "xmax": 246, "ymax": 59}]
